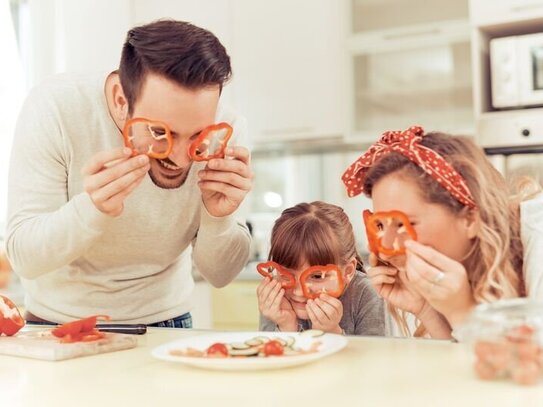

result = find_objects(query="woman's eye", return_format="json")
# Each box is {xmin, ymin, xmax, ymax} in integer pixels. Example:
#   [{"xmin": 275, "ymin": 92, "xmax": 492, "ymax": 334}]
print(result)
[{"xmin": 310, "ymin": 273, "xmax": 325, "ymax": 280}]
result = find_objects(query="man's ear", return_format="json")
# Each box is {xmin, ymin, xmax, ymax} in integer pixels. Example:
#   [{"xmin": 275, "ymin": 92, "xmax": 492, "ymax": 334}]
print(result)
[
  {"xmin": 110, "ymin": 79, "xmax": 129, "ymax": 122},
  {"xmin": 462, "ymin": 207, "xmax": 480, "ymax": 240}
]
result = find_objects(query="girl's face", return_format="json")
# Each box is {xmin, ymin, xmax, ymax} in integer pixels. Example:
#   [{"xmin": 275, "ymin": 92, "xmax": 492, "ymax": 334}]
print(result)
[
  {"xmin": 371, "ymin": 173, "xmax": 477, "ymax": 267},
  {"xmin": 283, "ymin": 259, "xmax": 356, "ymax": 320}
]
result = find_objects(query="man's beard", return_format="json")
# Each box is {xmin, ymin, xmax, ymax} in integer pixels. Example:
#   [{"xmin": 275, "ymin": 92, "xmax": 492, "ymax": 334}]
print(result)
[{"xmin": 148, "ymin": 159, "xmax": 192, "ymax": 189}]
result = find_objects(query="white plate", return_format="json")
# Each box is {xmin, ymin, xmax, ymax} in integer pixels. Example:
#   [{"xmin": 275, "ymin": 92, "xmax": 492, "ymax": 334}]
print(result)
[{"xmin": 151, "ymin": 331, "xmax": 348, "ymax": 371}]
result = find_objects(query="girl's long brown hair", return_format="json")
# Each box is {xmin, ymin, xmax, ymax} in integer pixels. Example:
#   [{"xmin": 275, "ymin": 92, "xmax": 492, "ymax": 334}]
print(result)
[{"xmin": 269, "ymin": 201, "xmax": 364, "ymax": 272}]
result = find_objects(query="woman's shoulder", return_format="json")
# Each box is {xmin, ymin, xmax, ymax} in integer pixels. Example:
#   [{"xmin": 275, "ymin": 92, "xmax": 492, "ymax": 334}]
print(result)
[{"xmin": 520, "ymin": 192, "xmax": 543, "ymax": 231}]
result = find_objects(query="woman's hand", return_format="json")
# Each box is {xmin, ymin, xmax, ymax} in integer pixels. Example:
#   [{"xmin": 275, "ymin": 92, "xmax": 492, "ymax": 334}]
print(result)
[
  {"xmin": 404, "ymin": 240, "xmax": 476, "ymax": 327},
  {"xmin": 366, "ymin": 252, "xmax": 427, "ymax": 316},
  {"xmin": 306, "ymin": 293, "xmax": 343, "ymax": 334},
  {"xmin": 256, "ymin": 278, "xmax": 297, "ymax": 331}
]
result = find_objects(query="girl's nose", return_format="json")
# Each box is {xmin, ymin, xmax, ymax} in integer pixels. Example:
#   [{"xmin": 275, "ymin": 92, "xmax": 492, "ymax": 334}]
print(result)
[{"xmin": 292, "ymin": 283, "xmax": 304, "ymax": 297}]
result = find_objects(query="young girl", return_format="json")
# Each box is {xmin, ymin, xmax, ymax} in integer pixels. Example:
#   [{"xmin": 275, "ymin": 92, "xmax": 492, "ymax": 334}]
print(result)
[
  {"xmin": 342, "ymin": 125, "xmax": 543, "ymax": 338},
  {"xmin": 257, "ymin": 201, "xmax": 385, "ymax": 335}
]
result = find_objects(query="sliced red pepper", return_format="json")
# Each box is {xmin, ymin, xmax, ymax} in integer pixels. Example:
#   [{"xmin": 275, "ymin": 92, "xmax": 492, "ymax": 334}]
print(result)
[
  {"xmin": 300, "ymin": 265, "xmax": 345, "ymax": 299},
  {"xmin": 122, "ymin": 117, "xmax": 173, "ymax": 159},
  {"xmin": 52, "ymin": 315, "xmax": 110, "ymax": 341},
  {"xmin": 256, "ymin": 261, "xmax": 296, "ymax": 289},
  {"xmin": 0, "ymin": 295, "xmax": 25, "ymax": 336},
  {"xmin": 363, "ymin": 209, "xmax": 379, "ymax": 254},
  {"xmin": 188, "ymin": 122, "xmax": 233, "ymax": 161},
  {"xmin": 364, "ymin": 210, "xmax": 417, "ymax": 256}
]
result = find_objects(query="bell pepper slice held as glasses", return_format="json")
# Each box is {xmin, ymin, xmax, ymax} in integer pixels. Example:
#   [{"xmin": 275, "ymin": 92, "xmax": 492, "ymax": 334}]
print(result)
[
  {"xmin": 122, "ymin": 118, "xmax": 173, "ymax": 159},
  {"xmin": 52, "ymin": 315, "xmax": 111, "ymax": 343},
  {"xmin": 363, "ymin": 210, "xmax": 417, "ymax": 257},
  {"xmin": 0, "ymin": 295, "xmax": 25, "ymax": 336},
  {"xmin": 300, "ymin": 265, "xmax": 345, "ymax": 300},
  {"xmin": 256, "ymin": 261, "xmax": 296, "ymax": 289},
  {"xmin": 188, "ymin": 122, "xmax": 233, "ymax": 161}
]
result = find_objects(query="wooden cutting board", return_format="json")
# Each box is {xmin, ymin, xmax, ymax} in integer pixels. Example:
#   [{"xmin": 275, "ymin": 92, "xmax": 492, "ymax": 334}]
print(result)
[{"xmin": 0, "ymin": 330, "xmax": 138, "ymax": 361}]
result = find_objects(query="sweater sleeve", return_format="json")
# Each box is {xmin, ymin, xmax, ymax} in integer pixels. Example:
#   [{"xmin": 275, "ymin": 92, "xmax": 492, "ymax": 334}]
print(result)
[
  {"xmin": 5, "ymin": 86, "xmax": 112, "ymax": 279},
  {"xmin": 191, "ymin": 111, "xmax": 251, "ymax": 287},
  {"xmin": 351, "ymin": 274, "xmax": 386, "ymax": 336},
  {"xmin": 521, "ymin": 193, "xmax": 543, "ymax": 299}
]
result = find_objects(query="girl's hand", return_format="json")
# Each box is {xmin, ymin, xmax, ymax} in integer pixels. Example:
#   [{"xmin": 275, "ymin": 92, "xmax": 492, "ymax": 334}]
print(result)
[
  {"xmin": 256, "ymin": 278, "xmax": 297, "ymax": 331},
  {"xmin": 366, "ymin": 252, "xmax": 427, "ymax": 316},
  {"xmin": 306, "ymin": 293, "xmax": 343, "ymax": 334},
  {"xmin": 404, "ymin": 240, "xmax": 476, "ymax": 327}
]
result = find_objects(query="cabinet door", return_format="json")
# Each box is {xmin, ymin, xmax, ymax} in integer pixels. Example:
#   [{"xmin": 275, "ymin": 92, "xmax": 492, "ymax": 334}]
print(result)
[
  {"xmin": 211, "ymin": 281, "xmax": 260, "ymax": 331},
  {"xmin": 230, "ymin": 0, "xmax": 345, "ymax": 143},
  {"xmin": 352, "ymin": 0, "xmax": 468, "ymax": 33},
  {"xmin": 347, "ymin": 16, "xmax": 473, "ymax": 142}
]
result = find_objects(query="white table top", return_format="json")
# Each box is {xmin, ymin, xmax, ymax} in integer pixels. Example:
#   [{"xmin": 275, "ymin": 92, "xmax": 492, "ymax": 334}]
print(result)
[{"xmin": 1, "ymin": 327, "xmax": 541, "ymax": 407}]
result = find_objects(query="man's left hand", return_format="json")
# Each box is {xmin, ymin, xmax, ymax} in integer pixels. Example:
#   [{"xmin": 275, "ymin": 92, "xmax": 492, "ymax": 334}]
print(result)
[{"xmin": 198, "ymin": 146, "xmax": 253, "ymax": 217}]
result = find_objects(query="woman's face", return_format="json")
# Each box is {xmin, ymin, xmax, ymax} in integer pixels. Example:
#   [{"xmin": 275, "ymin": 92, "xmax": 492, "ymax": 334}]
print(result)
[{"xmin": 371, "ymin": 173, "xmax": 475, "ymax": 267}]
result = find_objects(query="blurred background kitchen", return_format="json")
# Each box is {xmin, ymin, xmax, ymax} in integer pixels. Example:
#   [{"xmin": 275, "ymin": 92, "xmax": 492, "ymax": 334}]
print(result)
[{"xmin": 1, "ymin": 0, "xmax": 542, "ymax": 330}]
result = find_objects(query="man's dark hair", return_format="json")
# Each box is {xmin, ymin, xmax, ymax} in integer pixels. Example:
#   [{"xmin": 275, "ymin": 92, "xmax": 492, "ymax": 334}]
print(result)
[{"xmin": 119, "ymin": 19, "xmax": 231, "ymax": 112}]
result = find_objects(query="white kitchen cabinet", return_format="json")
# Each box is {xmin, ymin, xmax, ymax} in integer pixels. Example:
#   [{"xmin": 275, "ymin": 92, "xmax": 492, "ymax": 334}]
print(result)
[
  {"xmin": 351, "ymin": 0, "xmax": 468, "ymax": 33},
  {"xmin": 346, "ymin": 0, "xmax": 474, "ymax": 142},
  {"xmin": 229, "ymin": 0, "xmax": 346, "ymax": 144},
  {"xmin": 470, "ymin": 0, "xmax": 543, "ymax": 26}
]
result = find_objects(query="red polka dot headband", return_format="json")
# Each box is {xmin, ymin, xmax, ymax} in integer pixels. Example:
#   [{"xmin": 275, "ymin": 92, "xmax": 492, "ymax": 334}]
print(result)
[{"xmin": 341, "ymin": 125, "xmax": 477, "ymax": 208}]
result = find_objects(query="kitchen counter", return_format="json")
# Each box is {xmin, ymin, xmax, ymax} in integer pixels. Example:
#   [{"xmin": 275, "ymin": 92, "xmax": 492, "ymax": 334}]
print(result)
[{"xmin": 1, "ymin": 328, "xmax": 541, "ymax": 406}]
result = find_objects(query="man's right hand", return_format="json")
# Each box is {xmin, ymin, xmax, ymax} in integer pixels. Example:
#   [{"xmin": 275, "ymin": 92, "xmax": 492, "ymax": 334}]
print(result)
[{"xmin": 82, "ymin": 147, "xmax": 150, "ymax": 217}]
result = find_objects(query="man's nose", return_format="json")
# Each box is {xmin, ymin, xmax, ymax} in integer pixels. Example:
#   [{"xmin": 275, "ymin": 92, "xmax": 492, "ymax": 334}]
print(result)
[{"xmin": 168, "ymin": 138, "xmax": 191, "ymax": 167}]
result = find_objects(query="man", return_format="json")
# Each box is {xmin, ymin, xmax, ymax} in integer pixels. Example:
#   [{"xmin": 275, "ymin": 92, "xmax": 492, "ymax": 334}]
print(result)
[{"xmin": 6, "ymin": 20, "xmax": 252, "ymax": 327}]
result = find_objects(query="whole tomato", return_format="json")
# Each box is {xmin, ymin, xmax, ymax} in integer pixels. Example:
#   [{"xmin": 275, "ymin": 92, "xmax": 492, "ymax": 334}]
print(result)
[
  {"xmin": 206, "ymin": 342, "xmax": 229, "ymax": 357},
  {"xmin": 263, "ymin": 340, "xmax": 284, "ymax": 356}
]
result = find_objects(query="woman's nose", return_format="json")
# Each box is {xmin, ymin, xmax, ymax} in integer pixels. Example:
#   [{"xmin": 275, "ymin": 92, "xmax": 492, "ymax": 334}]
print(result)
[{"xmin": 380, "ymin": 228, "xmax": 398, "ymax": 252}]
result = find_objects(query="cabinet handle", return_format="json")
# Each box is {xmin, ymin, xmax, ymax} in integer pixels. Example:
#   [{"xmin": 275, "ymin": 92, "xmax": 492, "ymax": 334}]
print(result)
[
  {"xmin": 511, "ymin": 3, "xmax": 543, "ymax": 13},
  {"xmin": 383, "ymin": 28, "xmax": 441, "ymax": 41},
  {"xmin": 262, "ymin": 126, "xmax": 314, "ymax": 136}
]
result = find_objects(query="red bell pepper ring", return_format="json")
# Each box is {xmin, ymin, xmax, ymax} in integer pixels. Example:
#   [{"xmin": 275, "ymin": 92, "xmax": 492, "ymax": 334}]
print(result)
[
  {"xmin": 256, "ymin": 261, "xmax": 296, "ymax": 289},
  {"xmin": 0, "ymin": 295, "xmax": 25, "ymax": 336},
  {"xmin": 122, "ymin": 117, "xmax": 173, "ymax": 159},
  {"xmin": 188, "ymin": 122, "xmax": 233, "ymax": 161},
  {"xmin": 363, "ymin": 210, "xmax": 379, "ymax": 254},
  {"xmin": 52, "ymin": 315, "xmax": 111, "ymax": 342},
  {"xmin": 300, "ymin": 265, "xmax": 345, "ymax": 299},
  {"xmin": 364, "ymin": 210, "xmax": 417, "ymax": 256}
]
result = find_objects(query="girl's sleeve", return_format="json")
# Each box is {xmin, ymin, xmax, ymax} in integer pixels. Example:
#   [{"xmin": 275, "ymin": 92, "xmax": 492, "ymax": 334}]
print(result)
[{"xmin": 352, "ymin": 276, "xmax": 387, "ymax": 336}]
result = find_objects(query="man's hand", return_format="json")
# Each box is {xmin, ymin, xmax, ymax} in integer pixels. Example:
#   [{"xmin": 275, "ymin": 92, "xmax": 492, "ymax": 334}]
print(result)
[
  {"xmin": 198, "ymin": 146, "xmax": 253, "ymax": 217},
  {"xmin": 82, "ymin": 147, "xmax": 150, "ymax": 217}
]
